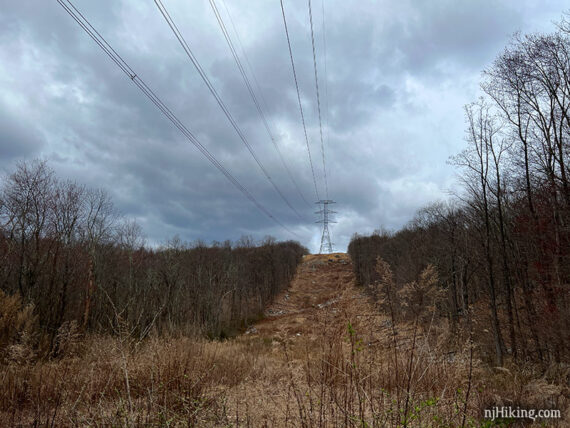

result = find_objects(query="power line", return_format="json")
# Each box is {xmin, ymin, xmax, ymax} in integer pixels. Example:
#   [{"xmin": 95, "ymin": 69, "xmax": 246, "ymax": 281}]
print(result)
[
  {"xmin": 154, "ymin": 0, "xmax": 303, "ymax": 221},
  {"xmin": 310, "ymin": 1, "xmax": 336, "ymax": 252},
  {"xmin": 321, "ymin": 0, "xmax": 330, "ymax": 163},
  {"xmin": 220, "ymin": 0, "xmax": 276, "ymax": 135},
  {"xmin": 56, "ymin": 0, "xmax": 299, "ymax": 238},
  {"xmin": 279, "ymin": 0, "xmax": 320, "ymax": 202},
  {"xmin": 308, "ymin": 0, "xmax": 329, "ymax": 200},
  {"xmin": 216, "ymin": 0, "xmax": 312, "ymax": 208}
]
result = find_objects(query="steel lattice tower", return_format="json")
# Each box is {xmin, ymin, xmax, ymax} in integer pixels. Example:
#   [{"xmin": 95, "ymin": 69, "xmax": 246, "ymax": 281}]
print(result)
[{"xmin": 316, "ymin": 200, "xmax": 336, "ymax": 254}]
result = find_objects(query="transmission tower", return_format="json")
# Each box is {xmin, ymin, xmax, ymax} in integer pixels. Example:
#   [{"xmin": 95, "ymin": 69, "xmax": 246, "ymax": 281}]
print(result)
[{"xmin": 315, "ymin": 200, "xmax": 336, "ymax": 254}]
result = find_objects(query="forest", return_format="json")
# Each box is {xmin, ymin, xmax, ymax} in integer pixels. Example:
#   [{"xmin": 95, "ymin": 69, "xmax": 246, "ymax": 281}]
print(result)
[
  {"xmin": 349, "ymin": 20, "xmax": 570, "ymax": 369},
  {"xmin": 0, "ymin": 159, "xmax": 307, "ymax": 360}
]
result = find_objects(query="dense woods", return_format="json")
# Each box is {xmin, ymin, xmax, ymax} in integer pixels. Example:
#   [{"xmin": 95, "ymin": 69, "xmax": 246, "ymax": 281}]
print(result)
[
  {"xmin": 349, "ymin": 21, "xmax": 570, "ymax": 368},
  {"xmin": 0, "ymin": 159, "xmax": 306, "ymax": 360}
]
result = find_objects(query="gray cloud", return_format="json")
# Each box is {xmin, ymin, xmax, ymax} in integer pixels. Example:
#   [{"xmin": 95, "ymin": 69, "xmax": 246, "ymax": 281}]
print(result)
[
  {"xmin": 0, "ymin": 0, "xmax": 567, "ymax": 252},
  {"xmin": 0, "ymin": 105, "xmax": 44, "ymax": 164}
]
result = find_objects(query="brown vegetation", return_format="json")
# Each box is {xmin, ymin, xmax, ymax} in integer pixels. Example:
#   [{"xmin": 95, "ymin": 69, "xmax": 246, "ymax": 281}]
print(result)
[
  {"xmin": 1, "ymin": 254, "xmax": 567, "ymax": 426},
  {"xmin": 0, "ymin": 159, "xmax": 306, "ymax": 354},
  {"xmin": 344, "ymin": 16, "xmax": 570, "ymax": 427}
]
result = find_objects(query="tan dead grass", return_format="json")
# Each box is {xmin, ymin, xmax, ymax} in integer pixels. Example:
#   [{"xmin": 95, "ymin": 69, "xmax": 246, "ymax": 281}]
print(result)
[{"xmin": 1, "ymin": 253, "xmax": 567, "ymax": 426}]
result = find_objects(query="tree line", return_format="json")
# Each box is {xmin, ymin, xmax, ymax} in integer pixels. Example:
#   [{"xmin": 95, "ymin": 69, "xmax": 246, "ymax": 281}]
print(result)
[
  {"xmin": 0, "ymin": 159, "xmax": 307, "ymax": 358},
  {"xmin": 349, "ymin": 17, "xmax": 570, "ymax": 367}
]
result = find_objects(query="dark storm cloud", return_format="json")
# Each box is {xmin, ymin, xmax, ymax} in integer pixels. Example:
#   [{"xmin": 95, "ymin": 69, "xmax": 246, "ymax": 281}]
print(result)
[
  {"xmin": 0, "ymin": 0, "xmax": 567, "ymax": 252},
  {"xmin": 396, "ymin": 0, "xmax": 522, "ymax": 71},
  {"xmin": 0, "ymin": 105, "xmax": 44, "ymax": 163}
]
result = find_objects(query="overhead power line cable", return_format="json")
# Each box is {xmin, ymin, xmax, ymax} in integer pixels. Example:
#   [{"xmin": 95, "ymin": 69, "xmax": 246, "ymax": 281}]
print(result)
[
  {"xmin": 279, "ymin": 0, "xmax": 320, "ymax": 202},
  {"xmin": 153, "ymin": 0, "xmax": 303, "ymax": 221},
  {"xmin": 308, "ymin": 0, "xmax": 329, "ymax": 199},
  {"xmin": 321, "ymin": 0, "xmax": 330, "ymax": 162},
  {"xmin": 219, "ymin": 0, "xmax": 312, "ymax": 209},
  {"xmin": 56, "ymin": 0, "xmax": 299, "ymax": 238},
  {"xmin": 220, "ymin": 0, "xmax": 276, "ymax": 133}
]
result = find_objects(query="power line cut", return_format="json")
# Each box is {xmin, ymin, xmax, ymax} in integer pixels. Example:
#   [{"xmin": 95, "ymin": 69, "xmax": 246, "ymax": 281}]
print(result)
[
  {"xmin": 56, "ymin": 0, "xmax": 299, "ymax": 238},
  {"xmin": 308, "ymin": 0, "xmax": 329, "ymax": 200},
  {"xmin": 279, "ymin": 0, "xmax": 320, "ymax": 202},
  {"xmin": 215, "ymin": 0, "xmax": 312, "ymax": 209},
  {"xmin": 154, "ymin": 0, "xmax": 304, "ymax": 221}
]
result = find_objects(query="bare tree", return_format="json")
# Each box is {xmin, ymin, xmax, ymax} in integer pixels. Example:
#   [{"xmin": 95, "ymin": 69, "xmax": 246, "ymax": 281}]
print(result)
[
  {"xmin": 0, "ymin": 160, "xmax": 54, "ymax": 299},
  {"xmin": 451, "ymin": 100, "xmax": 506, "ymax": 365},
  {"xmin": 81, "ymin": 188, "xmax": 116, "ymax": 329}
]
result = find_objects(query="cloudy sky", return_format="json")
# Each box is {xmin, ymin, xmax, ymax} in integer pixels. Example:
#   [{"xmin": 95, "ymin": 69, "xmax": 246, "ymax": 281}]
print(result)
[{"xmin": 0, "ymin": 0, "xmax": 567, "ymax": 252}]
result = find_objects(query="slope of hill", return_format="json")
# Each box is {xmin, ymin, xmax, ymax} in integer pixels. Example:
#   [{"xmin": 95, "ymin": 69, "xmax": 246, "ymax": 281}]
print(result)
[{"xmin": 2, "ymin": 254, "xmax": 567, "ymax": 426}]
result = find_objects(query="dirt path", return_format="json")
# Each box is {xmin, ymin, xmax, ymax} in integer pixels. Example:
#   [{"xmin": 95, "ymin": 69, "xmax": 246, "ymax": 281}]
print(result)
[
  {"xmin": 252, "ymin": 253, "xmax": 357, "ymax": 337},
  {"xmin": 223, "ymin": 253, "xmax": 393, "ymax": 425},
  {"xmin": 244, "ymin": 253, "xmax": 384, "ymax": 344}
]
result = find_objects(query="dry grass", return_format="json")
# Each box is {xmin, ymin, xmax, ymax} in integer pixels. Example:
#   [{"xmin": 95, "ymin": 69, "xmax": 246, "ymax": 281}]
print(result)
[
  {"xmin": 1, "ymin": 254, "xmax": 568, "ymax": 426},
  {"xmin": 0, "ymin": 334, "xmax": 269, "ymax": 426}
]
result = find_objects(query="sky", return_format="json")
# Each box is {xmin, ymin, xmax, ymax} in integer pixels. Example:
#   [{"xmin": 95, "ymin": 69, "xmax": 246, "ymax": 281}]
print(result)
[{"xmin": 0, "ymin": 0, "xmax": 568, "ymax": 253}]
